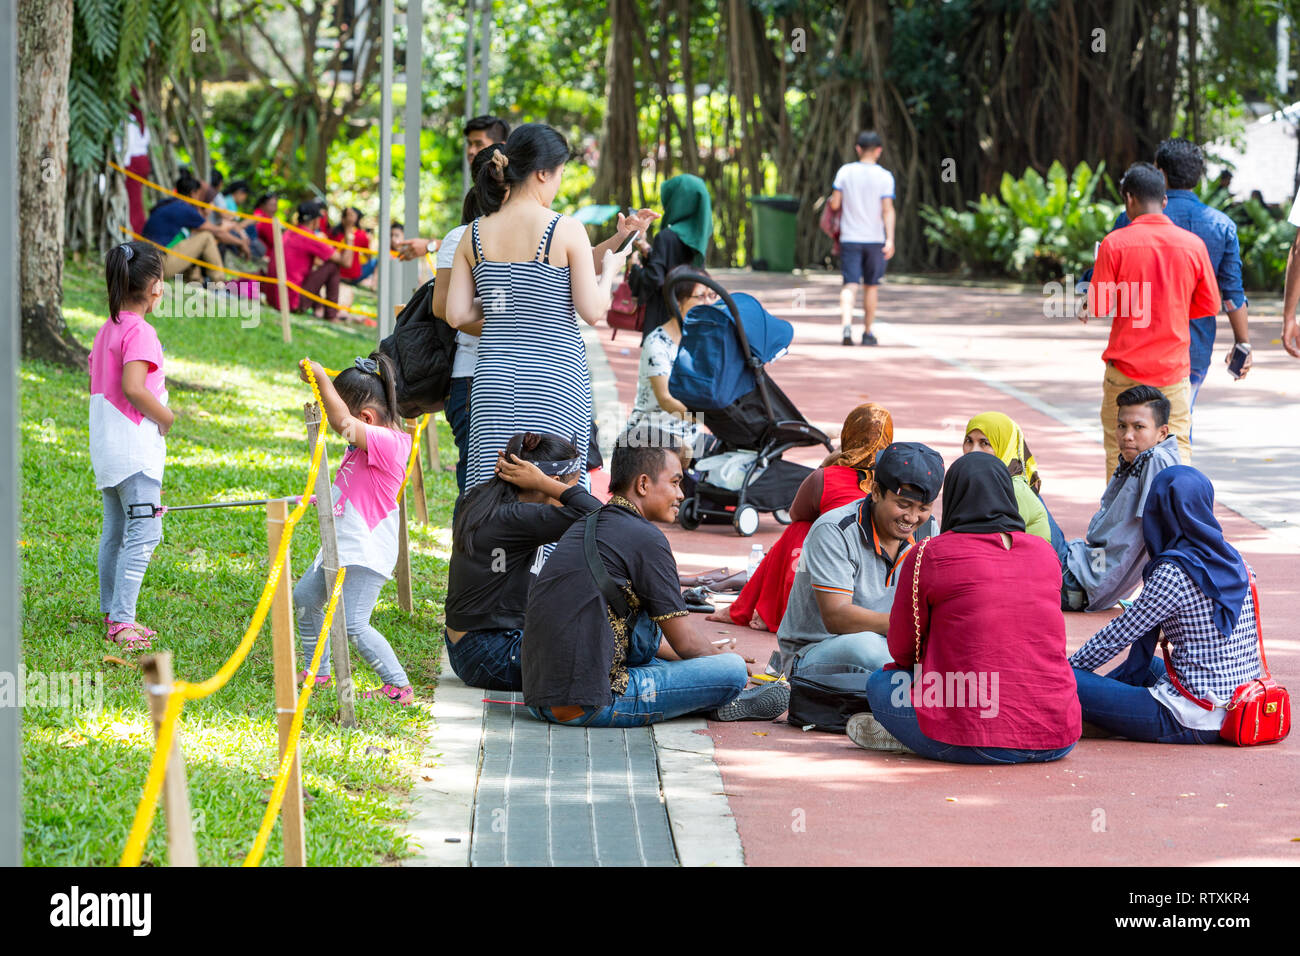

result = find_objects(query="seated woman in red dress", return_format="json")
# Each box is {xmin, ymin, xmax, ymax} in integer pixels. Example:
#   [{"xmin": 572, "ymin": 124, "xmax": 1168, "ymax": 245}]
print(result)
[{"xmin": 708, "ymin": 401, "xmax": 893, "ymax": 632}]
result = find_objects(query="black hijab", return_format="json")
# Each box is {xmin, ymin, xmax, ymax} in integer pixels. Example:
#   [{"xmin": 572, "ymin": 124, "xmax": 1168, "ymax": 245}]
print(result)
[{"xmin": 939, "ymin": 453, "xmax": 1026, "ymax": 535}]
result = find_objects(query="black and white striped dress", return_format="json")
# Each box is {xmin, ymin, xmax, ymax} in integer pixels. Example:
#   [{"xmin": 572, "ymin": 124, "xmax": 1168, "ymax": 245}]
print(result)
[{"xmin": 467, "ymin": 213, "xmax": 592, "ymax": 490}]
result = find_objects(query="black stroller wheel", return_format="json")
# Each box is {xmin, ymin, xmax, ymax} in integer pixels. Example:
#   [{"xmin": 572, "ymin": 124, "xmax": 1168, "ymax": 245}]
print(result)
[
  {"xmin": 679, "ymin": 496, "xmax": 702, "ymax": 531},
  {"xmin": 773, "ymin": 508, "xmax": 792, "ymax": 525}
]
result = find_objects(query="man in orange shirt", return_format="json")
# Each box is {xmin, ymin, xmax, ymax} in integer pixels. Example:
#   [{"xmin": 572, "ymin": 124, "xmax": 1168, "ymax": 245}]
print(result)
[{"xmin": 1083, "ymin": 163, "xmax": 1220, "ymax": 477}]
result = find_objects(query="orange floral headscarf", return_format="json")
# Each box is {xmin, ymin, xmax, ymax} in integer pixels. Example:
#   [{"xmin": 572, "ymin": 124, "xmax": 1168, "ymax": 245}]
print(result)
[{"xmin": 828, "ymin": 402, "xmax": 894, "ymax": 472}]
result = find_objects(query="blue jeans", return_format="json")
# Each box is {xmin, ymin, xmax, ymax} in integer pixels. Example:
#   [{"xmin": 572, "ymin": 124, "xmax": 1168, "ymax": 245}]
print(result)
[
  {"xmin": 529, "ymin": 655, "xmax": 748, "ymax": 727},
  {"xmin": 446, "ymin": 627, "xmax": 522, "ymax": 691},
  {"xmin": 446, "ymin": 376, "xmax": 471, "ymax": 502},
  {"xmin": 1036, "ymin": 490, "xmax": 1067, "ymax": 556},
  {"xmin": 793, "ymin": 631, "xmax": 891, "ymax": 678},
  {"xmin": 1072, "ymin": 659, "xmax": 1220, "ymax": 744},
  {"xmin": 865, "ymin": 668, "xmax": 1077, "ymax": 764},
  {"xmin": 294, "ymin": 562, "xmax": 410, "ymax": 687},
  {"xmin": 99, "ymin": 471, "xmax": 164, "ymax": 624},
  {"xmin": 1188, "ymin": 315, "xmax": 1215, "ymax": 411}
]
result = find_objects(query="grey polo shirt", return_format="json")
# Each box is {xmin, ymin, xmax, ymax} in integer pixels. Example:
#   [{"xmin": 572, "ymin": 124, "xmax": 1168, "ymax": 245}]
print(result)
[{"xmin": 776, "ymin": 497, "xmax": 936, "ymax": 674}]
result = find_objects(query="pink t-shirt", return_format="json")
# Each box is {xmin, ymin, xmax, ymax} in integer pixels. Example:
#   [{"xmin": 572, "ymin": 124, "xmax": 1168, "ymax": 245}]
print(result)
[
  {"xmin": 313, "ymin": 423, "xmax": 412, "ymax": 579},
  {"xmin": 886, "ymin": 532, "xmax": 1081, "ymax": 750},
  {"xmin": 87, "ymin": 311, "xmax": 167, "ymax": 489},
  {"xmin": 265, "ymin": 230, "xmax": 336, "ymax": 311}
]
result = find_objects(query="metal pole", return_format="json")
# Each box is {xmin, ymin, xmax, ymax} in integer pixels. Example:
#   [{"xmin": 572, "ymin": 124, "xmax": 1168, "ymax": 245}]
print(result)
[
  {"xmin": 0, "ymin": 0, "xmax": 21, "ymax": 869},
  {"xmin": 463, "ymin": 0, "xmax": 475, "ymax": 195},
  {"xmin": 478, "ymin": 0, "xmax": 491, "ymax": 115},
  {"xmin": 377, "ymin": 0, "xmax": 395, "ymax": 341},
  {"xmin": 404, "ymin": 0, "xmax": 423, "ymax": 299}
]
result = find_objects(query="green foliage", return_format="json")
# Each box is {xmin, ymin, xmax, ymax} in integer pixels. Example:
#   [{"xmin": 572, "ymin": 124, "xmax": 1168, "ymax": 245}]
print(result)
[
  {"xmin": 22, "ymin": 257, "xmax": 457, "ymax": 866},
  {"xmin": 921, "ymin": 162, "xmax": 1120, "ymax": 281}
]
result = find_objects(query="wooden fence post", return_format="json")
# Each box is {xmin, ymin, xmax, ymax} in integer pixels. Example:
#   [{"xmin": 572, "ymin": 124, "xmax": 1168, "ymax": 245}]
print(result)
[
  {"xmin": 406, "ymin": 419, "xmax": 428, "ymax": 526},
  {"xmin": 267, "ymin": 499, "xmax": 306, "ymax": 866},
  {"xmin": 271, "ymin": 218, "xmax": 292, "ymax": 343},
  {"xmin": 139, "ymin": 652, "xmax": 197, "ymax": 866},
  {"xmin": 304, "ymin": 403, "xmax": 357, "ymax": 729},
  {"xmin": 395, "ymin": 488, "xmax": 413, "ymax": 613},
  {"xmin": 425, "ymin": 413, "xmax": 441, "ymax": 471}
]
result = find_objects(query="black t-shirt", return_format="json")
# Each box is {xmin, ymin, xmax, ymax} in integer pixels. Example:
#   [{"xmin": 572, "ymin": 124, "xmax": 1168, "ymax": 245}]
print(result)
[
  {"xmin": 522, "ymin": 500, "xmax": 689, "ymax": 708},
  {"xmin": 445, "ymin": 486, "xmax": 601, "ymax": 633},
  {"xmin": 627, "ymin": 228, "xmax": 694, "ymax": 342}
]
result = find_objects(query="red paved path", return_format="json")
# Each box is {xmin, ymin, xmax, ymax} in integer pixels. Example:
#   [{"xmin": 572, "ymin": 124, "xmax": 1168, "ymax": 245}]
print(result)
[{"xmin": 594, "ymin": 271, "xmax": 1299, "ymax": 867}]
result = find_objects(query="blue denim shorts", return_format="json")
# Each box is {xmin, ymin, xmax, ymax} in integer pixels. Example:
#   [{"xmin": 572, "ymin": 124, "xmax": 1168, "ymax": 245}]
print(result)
[{"xmin": 841, "ymin": 241, "xmax": 886, "ymax": 286}]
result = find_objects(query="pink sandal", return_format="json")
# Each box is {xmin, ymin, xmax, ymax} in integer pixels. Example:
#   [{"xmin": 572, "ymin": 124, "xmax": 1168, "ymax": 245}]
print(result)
[
  {"xmin": 106, "ymin": 622, "xmax": 152, "ymax": 652},
  {"xmin": 361, "ymin": 684, "xmax": 414, "ymax": 707},
  {"xmin": 298, "ymin": 670, "xmax": 331, "ymax": 687},
  {"xmin": 104, "ymin": 614, "xmax": 156, "ymax": 638}
]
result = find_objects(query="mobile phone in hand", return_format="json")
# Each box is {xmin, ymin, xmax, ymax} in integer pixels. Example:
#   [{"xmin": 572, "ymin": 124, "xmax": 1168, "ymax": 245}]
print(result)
[
  {"xmin": 615, "ymin": 230, "xmax": 640, "ymax": 256},
  {"xmin": 1227, "ymin": 342, "xmax": 1251, "ymax": 379}
]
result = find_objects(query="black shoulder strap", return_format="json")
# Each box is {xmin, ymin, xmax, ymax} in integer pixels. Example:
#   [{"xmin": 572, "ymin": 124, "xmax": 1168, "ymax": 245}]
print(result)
[
  {"xmin": 539, "ymin": 213, "xmax": 562, "ymax": 264},
  {"xmin": 584, "ymin": 510, "xmax": 630, "ymax": 619}
]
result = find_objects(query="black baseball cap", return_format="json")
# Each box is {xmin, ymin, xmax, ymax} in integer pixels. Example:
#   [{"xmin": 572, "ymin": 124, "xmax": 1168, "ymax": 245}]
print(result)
[{"xmin": 873, "ymin": 442, "xmax": 944, "ymax": 503}]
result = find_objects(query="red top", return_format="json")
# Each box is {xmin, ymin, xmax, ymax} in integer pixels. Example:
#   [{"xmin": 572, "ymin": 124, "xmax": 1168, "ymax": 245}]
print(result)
[
  {"xmin": 265, "ymin": 230, "xmax": 336, "ymax": 311},
  {"xmin": 886, "ymin": 532, "xmax": 1081, "ymax": 749},
  {"xmin": 1089, "ymin": 213, "xmax": 1221, "ymax": 386},
  {"xmin": 256, "ymin": 215, "xmax": 275, "ymax": 252},
  {"xmin": 820, "ymin": 465, "xmax": 867, "ymax": 511},
  {"xmin": 330, "ymin": 226, "xmax": 370, "ymax": 280}
]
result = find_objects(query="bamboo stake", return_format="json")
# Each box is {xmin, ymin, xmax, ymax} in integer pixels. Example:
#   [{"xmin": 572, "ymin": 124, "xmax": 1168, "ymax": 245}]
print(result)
[
  {"xmin": 267, "ymin": 499, "xmax": 306, "ymax": 866},
  {"xmin": 406, "ymin": 419, "xmax": 429, "ymax": 526},
  {"xmin": 271, "ymin": 218, "xmax": 292, "ymax": 343},
  {"xmin": 140, "ymin": 653, "xmax": 197, "ymax": 866},
  {"xmin": 395, "ymin": 488, "xmax": 413, "ymax": 613}
]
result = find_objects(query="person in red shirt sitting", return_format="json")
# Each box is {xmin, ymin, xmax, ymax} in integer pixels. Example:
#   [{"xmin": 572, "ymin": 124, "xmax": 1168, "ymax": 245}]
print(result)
[
  {"xmin": 1081, "ymin": 162, "xmax": 1220, "ymax": 478},
  {"xmin": 263, "ymin": 201, "xmax": 349, "ymax": 322},
  {"xmin": 330, "ymin": 207, "xmax": 370, "ymax": 285},
  {"xmin": 850, "ymin": 452, "xmax": 1081, "ymax": 762},
  {"xmin": 251, "ymin": 192, "xmax": 278, "ymax": 258}
]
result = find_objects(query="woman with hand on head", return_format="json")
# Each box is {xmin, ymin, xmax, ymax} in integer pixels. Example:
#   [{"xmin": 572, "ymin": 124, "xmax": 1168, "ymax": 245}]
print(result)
[
  {"xmin": 445, "ymin": 432, "xmax": 602, "ymax": 690},
  {"xmin": 446, "ymin": 122, "xmax": 658, "ymax": 490}
]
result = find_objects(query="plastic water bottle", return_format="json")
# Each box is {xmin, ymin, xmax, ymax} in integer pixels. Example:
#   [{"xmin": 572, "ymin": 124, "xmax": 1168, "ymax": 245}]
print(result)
[{"xmin": 747, "ymin": 544, "xmax": 764, "ymax": 579}]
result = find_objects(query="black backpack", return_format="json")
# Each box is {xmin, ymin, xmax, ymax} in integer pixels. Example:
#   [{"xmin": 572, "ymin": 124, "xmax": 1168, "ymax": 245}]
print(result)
[
  {"xmin": 371, "ymin": 278, "xmax": 458, "ymax": 418},
  {"xmin": 786, "ymin": 671, "xmax": 872, "ymax": 733}
]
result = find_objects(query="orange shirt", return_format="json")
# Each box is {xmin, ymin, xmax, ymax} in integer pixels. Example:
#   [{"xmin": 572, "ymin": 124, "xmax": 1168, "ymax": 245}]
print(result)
[{"xmin": 1089, "ymin": 213, "xmax": 1221, "ymax": 386}]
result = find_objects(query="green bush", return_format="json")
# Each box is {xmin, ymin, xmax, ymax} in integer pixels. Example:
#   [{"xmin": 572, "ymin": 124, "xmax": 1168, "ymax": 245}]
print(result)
[{"xmin": 921, "ymin": 161, "xmax": 1120, "ymax": 282}]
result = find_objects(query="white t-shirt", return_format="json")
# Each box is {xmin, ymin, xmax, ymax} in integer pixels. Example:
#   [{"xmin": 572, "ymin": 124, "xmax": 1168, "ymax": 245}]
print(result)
[
  {"xmin": 1289, "ymin": 192, "xmax": 1300, "ymax": 228},
  {"xmin": 439, "ymin": 224, "xmax": 478, "ymax": 379},
  {"xmin": 832, "ymin": 161, "xmax": 895, "ymax": 243},
  {"xmin": 311, "ymin": 423, "xmax": 412, "ymax": 579}
]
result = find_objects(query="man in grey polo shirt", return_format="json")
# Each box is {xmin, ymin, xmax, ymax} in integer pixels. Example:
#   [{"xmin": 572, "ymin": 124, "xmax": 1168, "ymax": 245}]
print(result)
[{"xmin": 777, "ymin": 442, "xmax": 944, "ymax": 677}]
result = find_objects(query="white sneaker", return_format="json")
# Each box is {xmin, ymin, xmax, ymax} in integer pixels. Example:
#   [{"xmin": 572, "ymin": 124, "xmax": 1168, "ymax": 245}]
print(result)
[{"xmin": 846, "ymin": 712, "xmax": 913, "ymax": 752}]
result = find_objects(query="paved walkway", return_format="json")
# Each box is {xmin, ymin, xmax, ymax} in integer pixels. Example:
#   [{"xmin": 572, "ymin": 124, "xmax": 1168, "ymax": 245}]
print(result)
[{"xmin": 407, "ymin": 269, "xmax": 1299, "ymax": 867}]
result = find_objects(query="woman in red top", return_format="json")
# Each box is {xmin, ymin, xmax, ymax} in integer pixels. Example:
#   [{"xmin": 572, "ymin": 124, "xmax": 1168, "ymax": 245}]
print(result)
[
  {"xmin": 264, "ymin": 201, "xmax": 349, "ymax": 321},
  {"xmin": 852, "ymin": 452, "xmax": 1081, "ymax": 762},
  {"xmin": 709, "ymin": 402, "xmax": 893, "ymax": 632},
  {"xmin": 330, "ymin": 207, "xmax": 370, "ymax": 283}
]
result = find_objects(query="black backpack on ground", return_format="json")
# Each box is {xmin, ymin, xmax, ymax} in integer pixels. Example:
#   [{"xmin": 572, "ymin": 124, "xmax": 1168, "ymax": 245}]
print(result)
[
  {"xmin": 786, "ymin": 671, "xmax": 871, "ymax": 733},
  {"xmin": 371, "ymin": 278, "xmax": 457, "ymax": 418}
]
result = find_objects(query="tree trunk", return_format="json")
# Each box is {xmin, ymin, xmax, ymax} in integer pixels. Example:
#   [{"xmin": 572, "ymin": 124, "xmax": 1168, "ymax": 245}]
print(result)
[
  {"xmin": 677, "ymin": 0, "xmax": 697, "ymax": 175},
  {"xmin": 593, "ymin": 0, "xmax": 641, "ymax": 211},
  {"xmin": 18, "ymin": 0, "xmax": 84, "ymax": 367}
]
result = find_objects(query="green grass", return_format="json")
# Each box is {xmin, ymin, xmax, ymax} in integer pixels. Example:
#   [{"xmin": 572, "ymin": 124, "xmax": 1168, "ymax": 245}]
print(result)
[{"xmin": 21, "ymin": 258, "xmax": 458, "ymax": 866}]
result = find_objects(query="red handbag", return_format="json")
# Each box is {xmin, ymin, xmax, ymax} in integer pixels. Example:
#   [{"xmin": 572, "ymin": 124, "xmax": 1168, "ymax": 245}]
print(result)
[
  {"xmin": 818, "ymin": 198, "xmax": 841, "ymax": 256},
  {"xmin": 605, "ymin": 271, "xmax": 644, "ymax": 340},
  {"xmin": 1161, "ymin": 569, "xmax": 1291, "ymax": 746}
]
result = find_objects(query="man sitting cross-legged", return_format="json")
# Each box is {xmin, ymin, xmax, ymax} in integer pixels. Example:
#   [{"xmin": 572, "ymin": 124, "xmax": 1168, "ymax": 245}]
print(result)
[
  {"xmin": 1059, "ymin": 384, "xmax": 1181, "ymax": 611},
  {"xmin": 524, "ymin": 426, "xmax": 784, "ymax": 727},
  {"xmin": 776, "ymin": 441, "xmax": 943, "ymax": 679}
]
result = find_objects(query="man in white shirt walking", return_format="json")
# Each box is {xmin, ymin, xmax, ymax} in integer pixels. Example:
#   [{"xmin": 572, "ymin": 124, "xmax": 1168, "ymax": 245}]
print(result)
[{"xmin": 829, "ymin": 131, "xmax": 896, "ymax": 346}]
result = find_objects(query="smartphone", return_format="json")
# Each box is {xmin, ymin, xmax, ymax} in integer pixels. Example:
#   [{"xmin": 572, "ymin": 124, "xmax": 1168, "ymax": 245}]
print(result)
[
  {"xmin": 1227, "ymin": 342, "xmax": 1251, "ymax": 379},
  {"xmin": 615, "ymin": 230, "xmax": 640, "ymax": 255}
]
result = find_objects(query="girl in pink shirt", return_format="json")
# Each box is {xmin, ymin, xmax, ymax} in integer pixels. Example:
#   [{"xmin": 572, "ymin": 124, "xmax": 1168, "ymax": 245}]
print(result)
[
  {"xmin": 90, "ymin": 241, "xmax": 174, "ymax": 651},
  {"xmin": 296, "ymin": 356, "xmax": 415, "ymax": 705}
]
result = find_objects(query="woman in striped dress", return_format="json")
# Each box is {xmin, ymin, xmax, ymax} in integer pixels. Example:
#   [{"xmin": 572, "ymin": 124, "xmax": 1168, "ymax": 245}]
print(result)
[{"xmin": 446, "ymin": 124, "xmax": 658, "ymax": 491}]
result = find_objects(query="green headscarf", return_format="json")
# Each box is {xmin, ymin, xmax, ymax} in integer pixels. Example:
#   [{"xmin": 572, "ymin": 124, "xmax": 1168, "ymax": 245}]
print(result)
[{"xmin": 660, "ymin": 174, "xmax": 712, "ymax": 265}]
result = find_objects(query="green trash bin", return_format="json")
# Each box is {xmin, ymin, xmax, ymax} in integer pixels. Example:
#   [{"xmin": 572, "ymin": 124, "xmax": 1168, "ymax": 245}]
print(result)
[{"xmin": 750, "ymin": 194, "xmax": 800, "ymax": 272}]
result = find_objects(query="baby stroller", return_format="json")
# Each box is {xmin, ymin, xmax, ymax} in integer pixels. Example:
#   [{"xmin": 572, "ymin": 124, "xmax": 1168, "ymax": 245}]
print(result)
[{"xmin": 664, "ymin": 271, "xmax": 832, "ymax": 536}]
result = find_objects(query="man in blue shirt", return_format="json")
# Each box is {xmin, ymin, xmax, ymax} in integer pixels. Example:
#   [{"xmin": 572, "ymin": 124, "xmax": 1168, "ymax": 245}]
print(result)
[{"xmin": 1094, "ymin": 139, "xmax": 1251, "ymax": 410}]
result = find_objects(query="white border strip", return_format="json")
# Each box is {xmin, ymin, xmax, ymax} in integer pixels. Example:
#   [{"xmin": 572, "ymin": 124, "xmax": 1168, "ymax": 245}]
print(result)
[{"xmin": 653, "ymin": 720, "xmax": 746, "ymax": 867}]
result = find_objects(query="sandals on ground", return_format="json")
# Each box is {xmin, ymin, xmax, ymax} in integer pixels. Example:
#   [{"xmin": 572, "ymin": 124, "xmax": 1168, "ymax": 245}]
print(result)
[
  {"xmin": 105, "ymin": 614, "xmax": 156, "ymax": 638},
  {"xmin": 361, "ymin": 684, "xmax": 414, "ymax": 706},
  {"xmin": 106, "ymin": 622, "xmax": 152, "ymax": 652},
  {"xmin": 298, "ymin": 670, "xmax": 332, "ymax": 687}
]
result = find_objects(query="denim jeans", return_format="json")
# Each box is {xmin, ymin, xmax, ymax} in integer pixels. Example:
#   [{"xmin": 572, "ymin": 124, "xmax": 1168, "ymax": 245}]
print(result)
[
  {"xmin": 446, "ymin": 627, "xmax": 522, "ymax": 691},
  {"xmin": 1072, "ymin": 659, "xmax": 1221, "ymax": 744},
  {"xmin": 294, "ymin": 562, "xmax": 410, "ymax": 687},
  {"xmin": 1188, "ymin": 315, "xmax": 1215, "ymax": 411},
  {"xmin": 446, "ymin": 376, "xmax": 471, "ymax": 501},
  {"xmin": 529, "ymin": 655, "xmax": 748, "ymax": 727},
  {"xmin": 865, "ymin": 668, "xmax": 1077, "ymax": 764},
  {"xmin": 99, "ymin": 471, "xmax": 164, "ymax": 624},
  {"xmin": 794, "ymin": 631, "xmax": 892, "ymax": 678},
  {"xmin": 1037, "ymin": 490, "xmax": 1067, "ymax": 556}
]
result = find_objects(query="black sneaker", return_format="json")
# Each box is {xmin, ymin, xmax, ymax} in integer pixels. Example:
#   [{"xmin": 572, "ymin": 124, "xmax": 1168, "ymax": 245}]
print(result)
[
  {"xmin": 713, "ymin": 680, "xmax": 790, "ymax": 721},
  {"xmin": 861, "ymin": 331, "xmax": 878, "ymax": 346},
  {"xmin": 842, "ymin": 328, "xmax": 854, "ymax": 346}
]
